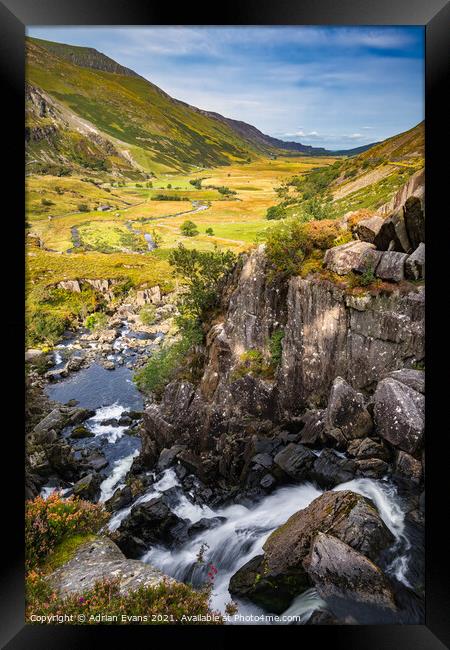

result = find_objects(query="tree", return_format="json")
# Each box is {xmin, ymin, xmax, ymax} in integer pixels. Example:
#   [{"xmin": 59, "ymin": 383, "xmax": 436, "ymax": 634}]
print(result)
[
  {"xmin": 205, "ymin": 227, "xmax": 214, "ymax": 236},
  {"xmin": 180, "ymin": 220, "xmax": 199, "ymax": 237},
  {"xmin": 266, "ymin": 204, "xmax": 287, "ymax": 220}
]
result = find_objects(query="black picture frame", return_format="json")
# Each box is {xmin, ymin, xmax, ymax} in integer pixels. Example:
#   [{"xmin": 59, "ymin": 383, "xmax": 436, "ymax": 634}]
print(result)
[{"xmin": 1, "ymin": 1, "xmax": 449, "ymax": 647}]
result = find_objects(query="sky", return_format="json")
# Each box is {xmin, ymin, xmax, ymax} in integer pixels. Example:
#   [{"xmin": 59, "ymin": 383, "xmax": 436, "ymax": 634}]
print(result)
[{"xmin": 27, "ymin": 26, "xmax": 424, "ymax": 151}]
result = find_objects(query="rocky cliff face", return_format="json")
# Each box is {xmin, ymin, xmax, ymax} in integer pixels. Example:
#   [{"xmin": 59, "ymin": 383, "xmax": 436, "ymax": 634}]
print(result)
[{"xmin": 138, "ymin": 242, "xmax": 424, "ymax": 485}]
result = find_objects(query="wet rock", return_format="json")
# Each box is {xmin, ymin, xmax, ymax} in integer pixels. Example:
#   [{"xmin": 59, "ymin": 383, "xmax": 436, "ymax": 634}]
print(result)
[
  {"xmin": 82, "ymin": 450, "xmax": 108, "ymax": 472},
  {"xmin": 395, "ymin": 450, "xmax": 422, "ymax": 484},
  {"xmin": 187, "ymin": 516, "xmax": 226, "ymax": 537},
  {"xmin": 373, "ymin": 378, "xmax": 425, "ymax": 454},
  {"xmin": 386, "ymin": 368, "xmax": 425, "ymax": 394},
  {"xmin": 323, "ymin": 241, "xmax": 375, "ymax": 275},
  {"xmin": 229, "ymin": 490, "xmax": 393, "ymax": 613},
  {"xmin": 403, "ymin": 196, "xmax": 425, "ymax": 250},
  {"xmin": 98, "ymin": 330, "xmax": 119, "ymax": 344},
  {"xmin": 69, "ymin": 426, "xmax": 94, "ymax": 439},
  {"xmin": 273, "ymin": 443, "xmax": 316, "ymax": 481},
  {"xmin": 375, "ymin": 251, "xmax": 408, "ymax": 282},
  {"xmin": 260, "ymin": 473, "xmax": 276, "ymax": 490},
  {"xmin": 157, "ymin": 445, "xmax": 185, "ymax": 471},
  {"xmin": 354, "ymin": 215, "xmax": 385, "ymax": 243},
  {"xmin": 67, "ymin": 355, "xmax": 85, "ymax": 372},
  {"xmin": 311, "ymin": 449, "xmax": 356, "ymax": 487},
  {"xmin": 115, "ymin": 495, "xmax": 188, "ymax": 558},
  {"xmin": 72, "ymin": 473, "xmax": 101, "ymax": 501},
  {"xmin": 46, "ymin": 537, "xmax": 175, "ymax": 597},
  {"xmin": 105, "ymin": 485, "xmax": 133, "ymax": 512},
  {"xmin": 304, "ymin": 532, "xmax": 397, "ymax": 624},
  {"xmin": 45, "ymin": 364, "xmax": 69, "ymax": 381},
  {"xmin": 251, "ymin": 452, "xmax": 273, "ymax": 469},
  {"xmin": 405, "ymin": 243, "xmax": 425, "ymax": 281},
  {"xmin": 325, "ymin": 377, "xmax": 372, "ymax": 441}
]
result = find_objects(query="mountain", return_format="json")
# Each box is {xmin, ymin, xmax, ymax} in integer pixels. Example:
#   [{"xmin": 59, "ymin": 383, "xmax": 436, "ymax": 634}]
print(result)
[{"xmin": 26, "ymin": 37, "xmax": 362, "ymax": 177}]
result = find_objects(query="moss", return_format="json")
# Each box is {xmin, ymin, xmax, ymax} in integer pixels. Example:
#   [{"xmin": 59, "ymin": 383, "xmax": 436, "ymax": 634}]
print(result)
[{"xmin": 41, "ymin": 534, "xmax": 97, "ymax": 574}]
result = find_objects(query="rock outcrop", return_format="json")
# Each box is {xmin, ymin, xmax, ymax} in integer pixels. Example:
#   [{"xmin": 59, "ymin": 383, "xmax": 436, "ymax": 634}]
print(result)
[{"xmin": 46, "ymin": 537, "xmax": 175, "ymax": 597}]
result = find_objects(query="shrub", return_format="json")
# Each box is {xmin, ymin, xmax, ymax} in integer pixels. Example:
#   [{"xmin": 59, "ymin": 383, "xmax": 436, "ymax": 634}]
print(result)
[
  {"xmin": 27, "ymin": 311, "xmax": 67, "ymax": 346},
  {"xmin": 205, "ymin": 227, "xmax": 214, "ymax": 236},
  {"xmin": 168, "ymin": 244, "xmax": 236, "ymax": 323},
  {"xmin": 41, "ymin": 198, "xmax": 54, "ymax": 207},
  {"xmin": 139, "ymin": 304, "xmax": 156, "ymax": 326},
  {"xmin": 26, "ymin": 575, "xmax": 223, "ymax": 625},
  {"xmin": 78, "ymin": 203, "xmax": 89, "ymax": 212},
  {"xmin": 232, "ymin": 349, "xmax": 273, "ymax": 380},
  {"xmin": 266, "ymin": 204, "xmax": 287, "ymax": 221},
  {"xmin": 84, "ymin": 312, "xmax": 107, "ymax": 331},
  {"xmin": 180, "ymin": 220, "xmax": 199, "ymax": 237},
  {"xmin": 265, "ymin": 218, "xmax": 340, "ymax": 277},
  {"xmin": 269, "ymin": 329, "xmax": 284, "ymax": 367},
  {"xmin": 25, "ymin": 494, "xmax": 108, "ymax": 570}
]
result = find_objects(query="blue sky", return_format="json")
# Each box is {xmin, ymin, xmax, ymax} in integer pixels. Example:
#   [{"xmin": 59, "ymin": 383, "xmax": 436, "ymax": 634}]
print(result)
[{"xmin": 27, "ymin": 26, "xmax": 424, "ymax": 151}]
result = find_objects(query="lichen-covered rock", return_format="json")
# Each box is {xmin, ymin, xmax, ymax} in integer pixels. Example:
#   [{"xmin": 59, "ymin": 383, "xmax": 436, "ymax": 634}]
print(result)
[
  {"xmin": 353, "ymin": 248, "xmax": 383, "ymax": 275},
  {"xmin": 325, "ymin": 377, "xmax": 373, "ymax": 440},
  {"xmin": 405, "ymin": 243, "xmax": 425, "ymax": 281},
  {"xmin": 395, "ymin": 450, "xmax": 423, "ymax": 483},
  {"xmin": 304, "ymin": 532, "xmax": 397, "ymax": 623},
  {"xmin": 46, "ymin": 537, "xmax": 174, "ymax": 597},
  {"xmin": 386, "ymin": 368, "xmax": 425, "ymax": 394},
  {"xmin": 373, "ymin": 378, "xmax": 425, "ymax": 454},
  {"xmin": 354, "ymin": 215, "xmax": 384, "ymax": 243},
  {"xmin": 324, "ymin": 241, "xmax": 375, "ymax": 275},
  {"xmin": 105, "ymin": 485, "xmax": 133, "ymax": 512},
  {"xmin": 72, "ymin": 473, "xmax": 101, "ymax": 501},
  {"xmin": 375, "ymin": 251, "xmax": 408, "ymax": 282}
]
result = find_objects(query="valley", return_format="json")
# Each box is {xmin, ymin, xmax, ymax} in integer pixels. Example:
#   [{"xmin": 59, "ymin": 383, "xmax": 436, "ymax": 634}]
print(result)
[{"xmin": 25, "ymin": 33, "xmax": 425, "ymax": 627}]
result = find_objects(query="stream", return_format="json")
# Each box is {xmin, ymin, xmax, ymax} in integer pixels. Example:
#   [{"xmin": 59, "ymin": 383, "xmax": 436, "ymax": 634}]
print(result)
[{"xmin": 41, "ymin": 311, "xmax": 421, "ymax": 624}]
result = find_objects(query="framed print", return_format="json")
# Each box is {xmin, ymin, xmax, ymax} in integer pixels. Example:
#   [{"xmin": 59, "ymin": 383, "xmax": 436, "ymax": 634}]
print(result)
[{"xmin": 1, "ymin": 0, "xmax": 449, "ymax": 647}]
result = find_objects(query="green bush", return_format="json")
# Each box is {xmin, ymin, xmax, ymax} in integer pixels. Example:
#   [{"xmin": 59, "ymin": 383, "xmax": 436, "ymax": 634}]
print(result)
[
  {"xmin": 139, "ymin": 304, "xmax": 156, "ymax": 326},
  {"xmin": 180, "ymin": 220, "xmax": 199, "ymax": 237},
  {"xmin": 78, "ymin": 203, "xmax": 89, "ymax": 212},
  {"xmin": 266, "ymin": 218, "xmax": 341, "ymax": 277},
  {"xmin": 266, "ymin": 204, "xmax": 287, "ymax": 221},
  {"xmin": 269, "ymin": 329, "xmax": 284, "ymax": 366},
  {"xmin": 26, "ymin": 575, "xmax": 223, "ymax": 625},
  {"xmin": 27, "ymin": 311, "xmax": 67, "ymax": 346},
  {"xmin": 205, "ymin": 227, "xmax": 214, "ymax": 236},
  {"xmin": 25, "ymin": 494, "xmax": 108, "ymax": 570},
  {"xmin": 84, "ymin": 312, "xmax": 107, "ymax": 331}
]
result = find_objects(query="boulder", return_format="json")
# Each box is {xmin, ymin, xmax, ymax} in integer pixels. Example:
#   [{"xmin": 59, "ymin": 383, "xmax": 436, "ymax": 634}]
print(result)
[
  {"xmin": 135, "ymin": 286, "xmax": 161, "ymax": 306},
  {"xmin": 72, "ymin": 473, "xmax": 101, "ymax": 501},
  {"xmin": 354, "ymin": 215, "xmax": 384, "ymax": 243},
  {"xmin": 46, "ymin": 537, "xmax": 175, "ymax": 597},
  {"xmin": 70, "ymin": 426, "xmax": 94, "ymax": 439},
  {"xmin": 297, "ymin": 409, "xmax": 326, "ymax": 446},
  {"xmin": 374, "ymin": 208, "xmax": 412, "ymax": 253},
  {"xmin": 311, "ymin": 449, "xmax": 355, "ymax": 487},
  {"xmin": 405, "ymin": 243, "xmax": 425, "ymax": 281},
  {"xmin": 346, "ymin": 437, "xmax": 390, "ymax": 462},
  {"xmin": 354, "ymin": 458, "xmax": 389, "ymax": 479},
  {"xmin": 375, "ymin": 251, "xmax": 408, "ymax": 282},
  {"xmin": 105, "ymin": 485, "xmax": 133, "ymax": 512},
  {"xmin": 115, "ymin": 495, "xmax": 188, "ymax": 558},
  {"xmin": 157, "ymin": 445, "xmax": 185, "ymax": 471},
  {"xmin": 67, "ymin": 355, "xmax": 85, "ymax": 372},
  {"xmin": 187, "ymin": 516, "xmax": 226, "ymax": 537},
  {"xmin": 273, "ymin": 443, "xmax": 316, "ymax": 481},
  {"xmin": 373, "ymin": 378, "xmax": 425, "ymax": 454},
  {"xmin": 229, "ymin": 490, "xmax": 393, "ymax": 613},
  {"xmin": 45, "ymin": 364, "xmax": 69, "ymax": 381},
  {"xmin": 395, "ymin": 450, "xmax": 422, "ymax": 484},
  {"xmin": 403, "ymin": 196, "xmax": 425, "ymax": 249},
  {"xmin": 386, "ymin": 368, "xmax": 425, "ymax": 394},
  {"xmin": 304, "ymin": 532, "xmax": 397, "ymax": 624},
  {"xmin": 352, "ymin": 248, "xmax": 383, "ymax": 275},
  {"xmin": 325, "ymin": 377, "xmax": 373, "ymax": 441},
  {"xmin": 324, "ymin": 241, "xmax": 375, "ymax": 275}
]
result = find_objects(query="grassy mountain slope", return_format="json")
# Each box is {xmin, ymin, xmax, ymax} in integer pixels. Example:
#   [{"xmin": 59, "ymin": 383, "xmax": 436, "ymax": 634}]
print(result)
[
  {"xmin": 275, "ymin": 121, "xmax": 424, "ymax": 219},
  {"xmin": 26, "ymin": 37, "xmax": 276, "ymax": 175}
]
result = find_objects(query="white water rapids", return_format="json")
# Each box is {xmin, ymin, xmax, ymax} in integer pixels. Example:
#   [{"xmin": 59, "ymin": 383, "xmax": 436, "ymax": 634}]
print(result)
[{"xmin": 105, "ymin": 467, "xmax": 411, "ymax": 620}]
